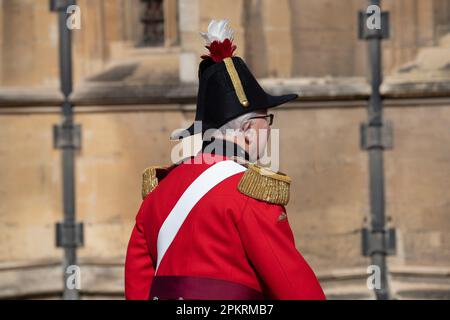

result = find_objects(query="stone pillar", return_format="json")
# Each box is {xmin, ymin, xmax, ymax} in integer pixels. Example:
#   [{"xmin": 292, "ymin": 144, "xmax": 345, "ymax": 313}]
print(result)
[
  {"xmin": 261, "ymin": 0, "xmax": 293, "ymax": 78},
  {"xmin": 2, "ymin": 0, "xmax": 36, "ymax": 85},
  {"xmin": 242, "ymin": 0, "xmax": 269, "ymax": 78},
  {"xmin": 178, "ymin": 0, "xmax": 200, "ymax": 82},
  {"xmin": 72, "ymin": 0, "xmax": 108, "ymax": 83},
  {"xmin": 179, "ymin": 52, "xmax": 197, "ymax": 82},
  {"xmin": 416, "ymin": 0, "xmax": 436, "ymax": 46},
  {"xmin": 120, "ymin": 0, "xmax": 141, "ymax": 43},
  {"xmin": 288, "ymin": 0, "xmax": 365, "ymax": 77},
  {"xmin": 102, "ymin": 0, "xmax": 122, "ymax": 46},
  {"xmin": 0, "ymin": 0, "xmax": 59, "ymax": 86},
  {"xmin": 164, "ymin": 0, "xmax": 179, "ymax": 46},
  {"xmin": 178, "ymin": 0, "xmax": 200, "ymax": 52}
]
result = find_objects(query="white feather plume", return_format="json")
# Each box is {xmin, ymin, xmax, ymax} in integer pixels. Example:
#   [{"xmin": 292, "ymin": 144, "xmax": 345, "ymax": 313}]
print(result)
[{"xmin": 200, "ymin": 19, "xmax": 234, "ymax": 45}]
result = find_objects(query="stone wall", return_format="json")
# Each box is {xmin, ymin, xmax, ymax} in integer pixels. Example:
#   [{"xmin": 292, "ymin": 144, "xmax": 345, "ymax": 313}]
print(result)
[
  {"xmin": 2, "ymin": 0, "xmax": 450, "ymax": 86},
  {"xmin": 0, "ymin": 96, "xmax": 449, "ymax": 299}
]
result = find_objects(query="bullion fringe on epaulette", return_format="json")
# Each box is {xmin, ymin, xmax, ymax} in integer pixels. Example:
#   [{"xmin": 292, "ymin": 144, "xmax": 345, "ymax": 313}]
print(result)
[
  {"xmin": 237, "ymin": 165, "xmax": 291, "ymax": 206},
  {"xmin": 142, "ymin": 167, "xmax": 161, "ymax": 199}
]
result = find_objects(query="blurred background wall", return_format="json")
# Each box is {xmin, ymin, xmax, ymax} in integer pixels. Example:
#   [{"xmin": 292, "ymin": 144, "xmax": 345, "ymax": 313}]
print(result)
[{"xmin": 0, "ymin": 0, "xmax": 449, "ymax": 299}]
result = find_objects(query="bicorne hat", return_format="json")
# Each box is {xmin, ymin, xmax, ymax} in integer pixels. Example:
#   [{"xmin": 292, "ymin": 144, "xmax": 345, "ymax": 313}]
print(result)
[{"xmin": 175, "ymin": 20, "xmax": 298, "ymax": 139}]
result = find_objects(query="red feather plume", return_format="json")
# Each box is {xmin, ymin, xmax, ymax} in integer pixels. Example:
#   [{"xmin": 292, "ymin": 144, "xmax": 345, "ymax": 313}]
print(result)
[{"xmin": 201, "ymin": 38, "xmax": 237, "ymax": 63}]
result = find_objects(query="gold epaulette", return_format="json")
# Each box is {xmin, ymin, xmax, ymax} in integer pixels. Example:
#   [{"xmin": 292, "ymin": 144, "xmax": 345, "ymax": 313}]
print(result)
[
  {"xmin": 141, "ymin": 165, "xmax": 176, "ymax": 199},
  {"xmin": 237, "ymin": 164, "xmax": 291, "ymax": 206}
]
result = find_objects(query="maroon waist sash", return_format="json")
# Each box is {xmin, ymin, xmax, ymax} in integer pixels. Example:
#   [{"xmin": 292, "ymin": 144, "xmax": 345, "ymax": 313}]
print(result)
[{"xmin": 149, "ymin": 276, "xmax": 264, "ymax": 300}]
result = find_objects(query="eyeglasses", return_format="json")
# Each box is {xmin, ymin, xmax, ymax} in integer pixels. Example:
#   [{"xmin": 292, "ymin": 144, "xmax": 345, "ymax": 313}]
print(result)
[{"xmin": 248, "ymin": 113, "xmax": 274, "ymax": 126}]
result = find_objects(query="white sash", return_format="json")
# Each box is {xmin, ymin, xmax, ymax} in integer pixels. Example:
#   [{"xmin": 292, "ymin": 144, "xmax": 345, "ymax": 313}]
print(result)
[{"xmin": 155, "ymin": 160, "xmax": 246, "ymax": 274}]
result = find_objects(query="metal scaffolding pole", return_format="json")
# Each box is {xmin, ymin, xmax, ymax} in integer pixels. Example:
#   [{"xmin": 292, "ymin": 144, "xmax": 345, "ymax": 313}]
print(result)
[
  {"xmin": 50, "ymin": 0, "xmax": 83, "ymax": 300},
  {"xmin": 358, "ymin": 0, "xmax": 396, "ymax": 300}
]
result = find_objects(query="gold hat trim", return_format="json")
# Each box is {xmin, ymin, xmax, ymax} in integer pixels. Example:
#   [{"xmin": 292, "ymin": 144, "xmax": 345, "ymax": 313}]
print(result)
[
  {"xmin": 237, "ymin": 164, "xmax": 291, "ymax": 205},
  {"xmin": 223, "ymin": 57, "xmax": 249, "ymax": 107}
]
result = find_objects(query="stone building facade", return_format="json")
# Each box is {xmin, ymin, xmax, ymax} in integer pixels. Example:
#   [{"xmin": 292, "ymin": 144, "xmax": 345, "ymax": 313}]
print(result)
[{"xmin": 0, "ymin": 0, "xmax": 449, "ymax": 299}]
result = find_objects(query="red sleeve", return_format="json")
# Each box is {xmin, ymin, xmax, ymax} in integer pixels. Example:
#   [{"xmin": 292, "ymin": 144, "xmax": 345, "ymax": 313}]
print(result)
[
  {"xmin": 236, "ymin": 199, "xmax": 326, "ymax": 300},
  {"xmin": 125, "ymin": 204, "xmax": 155, "ymax": 300}
]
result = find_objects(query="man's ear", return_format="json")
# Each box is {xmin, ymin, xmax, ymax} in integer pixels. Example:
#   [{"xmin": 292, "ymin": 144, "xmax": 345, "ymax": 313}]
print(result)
[
  {"xmin": 242, "ymin": 120, "xmax": 253, "ymax": 144},
  {"xmin": 241, "ymin": 119, "xmax": 252, "ymax": 132}
]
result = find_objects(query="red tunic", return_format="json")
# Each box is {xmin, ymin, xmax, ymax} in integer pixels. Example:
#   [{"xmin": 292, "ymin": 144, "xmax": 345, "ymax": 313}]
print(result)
[{"xmin": 125, "ymin": 153, "xmax": 325, "ymax": 300}]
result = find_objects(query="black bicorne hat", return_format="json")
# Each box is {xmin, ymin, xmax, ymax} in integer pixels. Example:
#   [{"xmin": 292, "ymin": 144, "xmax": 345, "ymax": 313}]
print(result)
[{"xmin": 175, "ymin": 20, "xmax": 298, "ymax": 139}]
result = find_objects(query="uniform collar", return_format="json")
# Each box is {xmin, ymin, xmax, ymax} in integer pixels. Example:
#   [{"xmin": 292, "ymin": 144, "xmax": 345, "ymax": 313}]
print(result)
[{"xmin": 201, "ymin": 138, "xmax": 250, "ymax": 162}]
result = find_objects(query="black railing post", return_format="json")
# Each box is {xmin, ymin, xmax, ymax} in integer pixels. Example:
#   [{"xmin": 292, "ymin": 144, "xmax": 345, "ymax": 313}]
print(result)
[
  {"xmin": 50, "ymin": 0, "xmax": 83, "ymax": 300},
  {"xmin": 358, "ymin": 0, "xmax": 396, "ymax": 300}
]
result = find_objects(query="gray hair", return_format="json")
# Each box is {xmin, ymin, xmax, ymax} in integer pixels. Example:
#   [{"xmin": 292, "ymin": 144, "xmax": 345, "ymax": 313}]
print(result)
[{"xmin": 203, "ymin": 112, "xmax": 260, "ymax": 141}]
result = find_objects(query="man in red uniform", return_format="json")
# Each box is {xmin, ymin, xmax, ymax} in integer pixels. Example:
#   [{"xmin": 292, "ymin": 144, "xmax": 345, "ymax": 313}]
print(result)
[{"xmin": 125, "ymin": 20, "xmax": 325, "ymax": 300}]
